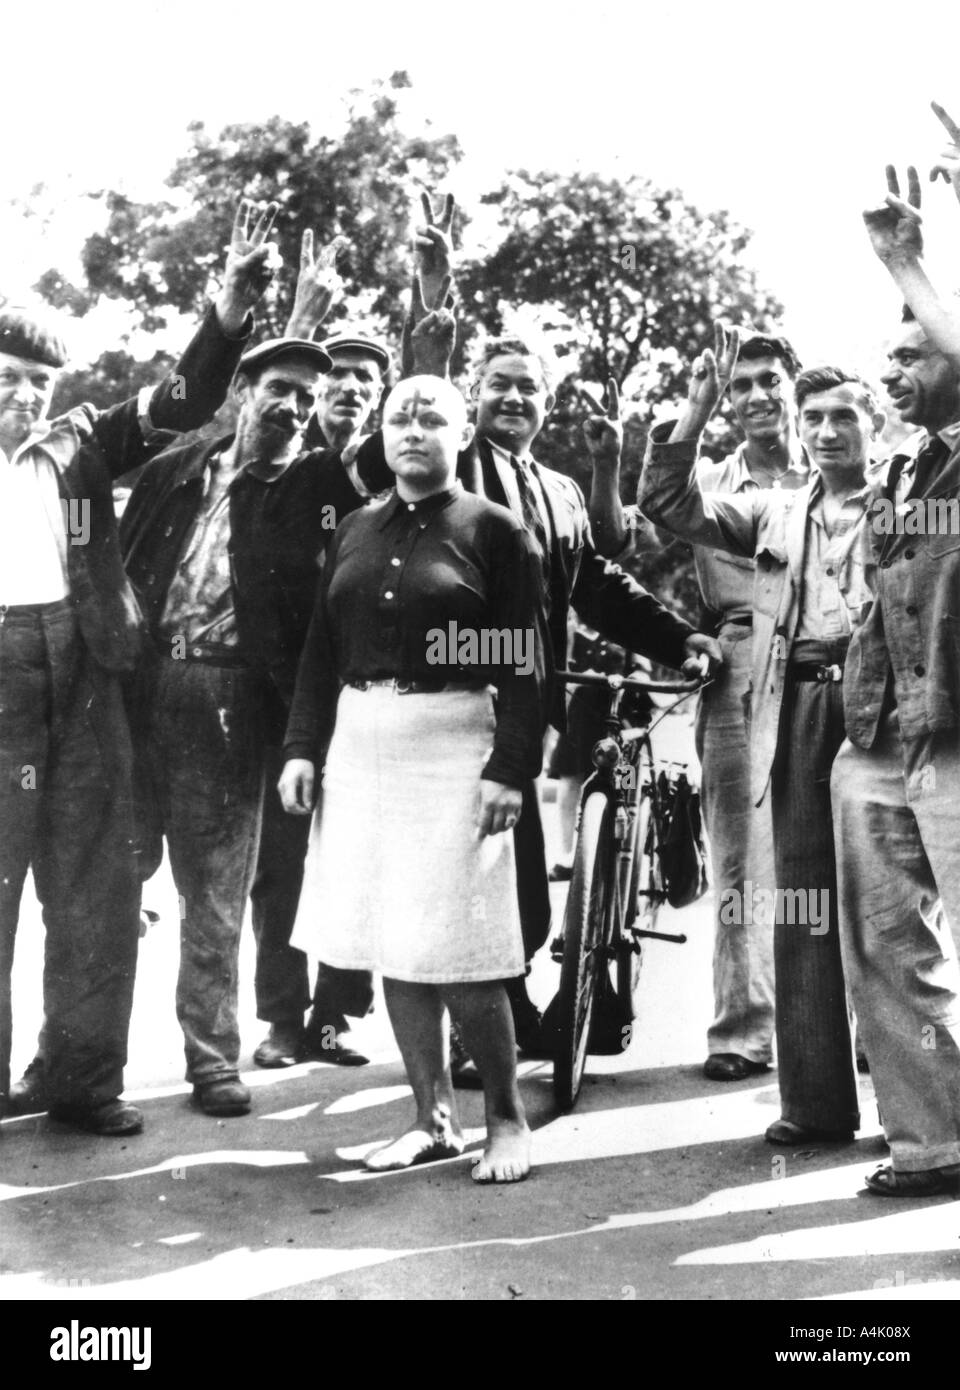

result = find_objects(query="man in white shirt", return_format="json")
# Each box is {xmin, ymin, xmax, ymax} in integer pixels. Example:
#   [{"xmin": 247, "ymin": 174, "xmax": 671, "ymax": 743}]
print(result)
[{"xmin": 0, "ymin": 200, "xmax": 277, "ymax": 1136}]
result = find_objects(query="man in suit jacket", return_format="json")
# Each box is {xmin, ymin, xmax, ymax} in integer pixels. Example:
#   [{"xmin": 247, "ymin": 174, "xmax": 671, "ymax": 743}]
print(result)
[
  {"xmin": 450, "ymin": 334, "xmax": 720, "ymax": 1046},
  {"xmin": 0, "ymin": 198, "xmax": 272, "ymax": 1135}
]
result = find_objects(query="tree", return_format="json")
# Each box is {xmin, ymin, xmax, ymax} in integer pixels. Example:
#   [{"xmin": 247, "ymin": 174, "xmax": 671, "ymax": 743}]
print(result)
[
  {"xmin": 454, "ymin": 169, "xmax": 783, "ymax": 624},
  {"xmin": 37, "ymin": 73, "xmax": 461, "ymax": 349}
]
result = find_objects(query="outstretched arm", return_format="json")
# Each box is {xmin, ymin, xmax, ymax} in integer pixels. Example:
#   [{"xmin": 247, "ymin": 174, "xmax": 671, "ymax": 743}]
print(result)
[
  {"xmin": 864, "ymin": 164, "xmax": 960, "ymax": 374},
  {"xmin": 284, "ymin": 229, "xmax": 348, "ymax": 339},
  {"xmin": 930, "ymin": 100, "xmax": 960, "ymax": 212},
  {"xmin": 582, "ymin": 378, "xmax": 629, "ymax": 553},
  {"xmin": 96, "ymin": 197, "xmax": 281, "ymax": 476}
]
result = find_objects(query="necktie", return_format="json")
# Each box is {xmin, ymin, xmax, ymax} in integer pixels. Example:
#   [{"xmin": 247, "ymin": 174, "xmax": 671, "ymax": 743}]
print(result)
[
  {"xmin": 907, "ymin": 434, "xmax": 950, "ymax": 500},
  {"xmin": 510, "ymin": 455, "xmax": 549, "ymax": 574}
]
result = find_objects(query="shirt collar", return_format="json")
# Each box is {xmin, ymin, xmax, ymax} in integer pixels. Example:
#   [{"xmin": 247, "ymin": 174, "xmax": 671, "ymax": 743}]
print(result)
[
  {"xmin": 376, "ymin": 482, "xmax": 461, "ymax": 530},
  {"xmin": 807, "ymin": 470, "xmax": 872, "ymax": 507},
  {"xmin": 0, "ymin": 419, "xmax": 56, "ymax": 467},
  {"xmin": 732, "ymin": 438, "xmax": 809, "ymax": 488},
  {"xmin": 938, "ymin": 420, "xmax": 960, "ymax": 449},
  {"xmin": 488, "ymin": 438, "xmax": 534, "ymax": 469}
]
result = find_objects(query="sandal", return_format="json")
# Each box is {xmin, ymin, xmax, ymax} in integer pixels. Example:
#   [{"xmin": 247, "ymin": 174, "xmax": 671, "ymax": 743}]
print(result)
[{"xmin": 864, "ymin": 1164, "xmax": 958, "ymax": 1197}]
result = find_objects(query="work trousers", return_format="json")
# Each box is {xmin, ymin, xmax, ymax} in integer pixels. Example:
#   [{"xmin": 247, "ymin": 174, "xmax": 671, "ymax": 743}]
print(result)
[
  {"xmin": 771, "ymin": 647, "xmax": 859, "ymax": 1134},
  {"xmin": 135, "ymin": 656, "xmax": 265, "ymax": 1084},
  {"xmin": 831, "ymin": 714, "xmax": 960, "ymax": 1171},
  {"xmin": 697, "ymin": 623, "xmax": 776, "ymax": 1062},
  {"xmin": 0, "ymin": 600, "xmax": 139, "ymax": 1113}
]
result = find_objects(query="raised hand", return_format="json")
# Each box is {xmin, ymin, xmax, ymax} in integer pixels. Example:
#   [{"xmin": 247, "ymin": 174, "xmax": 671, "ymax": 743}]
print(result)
[
  {"xmin": 580, "ymin": 378, "xmax": 624, "ymax": 466},
  {"xmin": 414, "ymin": 191, "xmax": 455, "ymax": 311},
  {"xmin": 863, "ymin": 166, "xmax": 924, "ymax": 263},
  {"xmin": 285, "ymin": 229, "xmax": 349, "ymax": 338},
  {"xmin": 216, "ymin": 197, "xmax": 281, "ymax": 335},
  {"xmin": 930, "ymin": 101, "xmax": 960, "ymax": 208},
  {"xmin": 676, "ymin": 321, "xmax": 740, "ymax": 438},
  {"xmin": 405, "ymin": 272, "xmax": 456, "ymax": 377}
]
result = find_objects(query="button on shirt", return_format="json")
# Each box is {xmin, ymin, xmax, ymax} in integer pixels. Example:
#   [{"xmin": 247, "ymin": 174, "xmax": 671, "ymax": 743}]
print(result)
[
  {"xmin": 283, "ymin": 483, "xmax": 549, "ymax": 787},
  {"xmin": 159, "ymin": 451, "xmax": 237, "ymax": 646},
  {"xmin": 795, "ymin": 477, "xmax": 873, "ymax": 641},
  {"xmin": 694, "ymin": 442, "xmax": 808, "ymax": 623},
  {"xmin": 158, "ymin": 452, "xmax": 289, "ymax": 648},
  {"xmin": 0, "ymin": 428, "xmax": 69, "ymax": 604}
]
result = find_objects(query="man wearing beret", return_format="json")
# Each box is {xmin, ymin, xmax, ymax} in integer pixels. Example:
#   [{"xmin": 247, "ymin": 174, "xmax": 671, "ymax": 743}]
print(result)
[{"xmin": 0, "ymin": 199, "xmax": 272, "ymax": 1136}]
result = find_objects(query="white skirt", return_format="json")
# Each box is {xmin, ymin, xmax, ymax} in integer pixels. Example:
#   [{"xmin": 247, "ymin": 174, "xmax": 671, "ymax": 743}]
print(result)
[{"xmin": 290, "ymin": 685, "xmax": 524, "ymax": 983}]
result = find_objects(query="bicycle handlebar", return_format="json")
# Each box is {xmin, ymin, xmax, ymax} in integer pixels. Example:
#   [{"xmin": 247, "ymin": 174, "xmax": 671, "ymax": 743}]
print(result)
[{"xmin": 557, "ymin": 668, "xmax": 707, "ymax": 695}]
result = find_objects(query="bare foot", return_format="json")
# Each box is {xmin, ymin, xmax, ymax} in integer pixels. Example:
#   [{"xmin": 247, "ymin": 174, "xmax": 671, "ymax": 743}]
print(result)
[
  {"xmin": 364, "ymin": 1124, "xmax": 465, "ymax": 1172},
  {"xmin": 471, "ymin": 1120, "xmax": 531, "ymax": 1184}
]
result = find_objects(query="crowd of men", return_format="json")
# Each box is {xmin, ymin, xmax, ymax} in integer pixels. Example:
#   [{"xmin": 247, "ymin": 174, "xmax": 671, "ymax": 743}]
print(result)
[{"xmin": 1, "ymin": 101, "xmax": 960, "ymax": 1195}]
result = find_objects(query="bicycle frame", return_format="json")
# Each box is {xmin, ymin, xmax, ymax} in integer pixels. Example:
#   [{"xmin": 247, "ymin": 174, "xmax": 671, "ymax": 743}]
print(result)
[{"xmin": 564, "ymin": 670, "xmax": 701, "ymax": 950}]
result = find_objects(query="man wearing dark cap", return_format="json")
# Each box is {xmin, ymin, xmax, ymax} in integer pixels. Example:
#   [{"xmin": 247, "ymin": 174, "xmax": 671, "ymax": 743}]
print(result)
[
  {"xmin": 250, "ymin": 312, "xmax": 392, "ymax": 1070},
  {"xmin": 0, "ymin": 198, "xmax": 274, "ymax": 1136},
  {"xmin": 119, "ymin": 327, "xmax": 347, "ymax": 1117}
]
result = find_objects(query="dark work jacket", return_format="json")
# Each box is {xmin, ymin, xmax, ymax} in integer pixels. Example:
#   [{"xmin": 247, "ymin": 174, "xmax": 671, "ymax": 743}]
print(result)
[
  {"xmin": 35, "ymin": 307, "xmax": 248, "ymax": 674},
  {"xmin": 356, "ymin": 432, "xmax": 695, "ymax": 728},
  {"xmin": 844, "ymin": 431, "xmax": 960, "ymax": 748},
  {"xmin": 120, "ymin": 435, "xmax": 392, "ymax": 739}
]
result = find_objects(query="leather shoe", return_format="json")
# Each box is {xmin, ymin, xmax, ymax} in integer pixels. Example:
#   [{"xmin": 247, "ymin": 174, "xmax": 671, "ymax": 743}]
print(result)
[
  {"xmin": 302, "ymin": 1029, "xmax": 369, "ymax": 1066},
  {"xmin": 548, "ymin": 861, "xmax": 573, "ymax": 882},
  {"xmin": 49, "ymin": 1099, "xmax": 143, "ymax": 1136},
  {"xmin": 253, "ymin": 1023, "xmax": 304, "ymax": 1069},
  {"xmin": 765, "ymin": 1119, "xmax": 854, "ymax": 1145},
  {"xmin": 703, "ymin": 1053, "xmax": 770, "ymax": 1082},
  {"xmin": 192, "ymin": 1078, "xmax": 251, "ymax": 1116},
  {"xmin": 7, "ymin": 1057, "xmax": 48, "ymax": 1115},
  {"xmin": 864, "ymin": 1163, "xmax": 960, "ymax": 1197}
]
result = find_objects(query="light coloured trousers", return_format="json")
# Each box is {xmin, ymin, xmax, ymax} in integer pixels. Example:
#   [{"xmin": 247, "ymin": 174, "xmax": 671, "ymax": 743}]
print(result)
[
  {"xmin": 831, "ymin": 715, "xmax": 960, "ymax": 1171},
  {"xmin": 697, "ymin": 625, "xmax": 776, "ymax": 1063}
]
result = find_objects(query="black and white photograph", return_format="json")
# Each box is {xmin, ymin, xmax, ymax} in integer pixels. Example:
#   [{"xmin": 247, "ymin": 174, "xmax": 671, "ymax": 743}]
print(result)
[{"xmin": 2, "ymin": 0, "xmax": 960, "ymax": 1338}]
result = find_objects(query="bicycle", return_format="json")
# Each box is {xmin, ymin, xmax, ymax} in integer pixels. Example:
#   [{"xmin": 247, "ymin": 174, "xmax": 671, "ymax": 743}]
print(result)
[{"xmin": 551, "ymin": 666, "xmax": 708, "ymax": 1111}]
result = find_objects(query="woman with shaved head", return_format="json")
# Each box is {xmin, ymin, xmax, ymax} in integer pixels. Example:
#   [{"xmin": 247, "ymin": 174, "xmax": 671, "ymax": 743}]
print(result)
[{"xmin": 279, "ymin": 374, "xmax": 549, "ymax": 1182}]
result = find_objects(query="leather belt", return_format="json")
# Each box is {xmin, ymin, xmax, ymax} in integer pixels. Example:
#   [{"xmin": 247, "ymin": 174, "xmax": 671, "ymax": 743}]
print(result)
[
  {"xmin": 788, "ymin": 663, "xmax": 844, "ymax": 684},
  {"xmin": 154, "ymin": 638, "xmax": 249, "ymax": 669},
  {"xmin": 348, "ymin": 677, "xmax": 486, "ymax": 695}
]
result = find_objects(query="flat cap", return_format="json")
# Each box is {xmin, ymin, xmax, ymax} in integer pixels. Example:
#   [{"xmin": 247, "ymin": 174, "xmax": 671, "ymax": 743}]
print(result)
[
  {"xmin": 238, "ymin": 337, "xmax": 332, "ymax": 375},
  {"xmin": 320, "ymin": 332, "xmax": 391, "ymax": 373}
]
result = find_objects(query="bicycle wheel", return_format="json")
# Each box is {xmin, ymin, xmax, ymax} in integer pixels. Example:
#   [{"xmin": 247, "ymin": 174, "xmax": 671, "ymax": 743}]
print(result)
[
  {"xmin": 554, "ymin": 790, "xmax": 617, "ymax": 1111},
  {"xmin": 617, "ymin": 780, "xmax": 663, "ymax": 1020}
]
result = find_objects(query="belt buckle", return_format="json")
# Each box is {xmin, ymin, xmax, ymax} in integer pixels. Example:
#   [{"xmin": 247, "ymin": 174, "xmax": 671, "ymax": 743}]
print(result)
[
  {"xmin": 394, "ymin": 678, "xmax": 413, "ymax": 695},
  {"xmin": 815, "ymin": 664, "xmax": 842, "ymax": 684},
  {"xmin": 350, "ymin": 679, "xmax": 370, "ymax": 692}
]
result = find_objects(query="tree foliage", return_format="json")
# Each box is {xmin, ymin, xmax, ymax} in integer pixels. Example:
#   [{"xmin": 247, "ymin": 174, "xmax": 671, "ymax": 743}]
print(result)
[
  {"xmin": 30, "ymin": 80, "xmax": 784, "ymax": 623},
  {"xmin": 42, "ymin": 73, "xmax": 461, "ymax": 343}
]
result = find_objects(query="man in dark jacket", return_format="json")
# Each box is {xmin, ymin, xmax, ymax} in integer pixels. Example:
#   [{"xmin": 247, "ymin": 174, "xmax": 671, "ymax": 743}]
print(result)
[
  {"xmin": 0, "ymin": 198, "xmax": 272, "ymax": 1135},
  {"xmin": 249, "ymin": 318, "xmax": 392, "ymax": 1071}
]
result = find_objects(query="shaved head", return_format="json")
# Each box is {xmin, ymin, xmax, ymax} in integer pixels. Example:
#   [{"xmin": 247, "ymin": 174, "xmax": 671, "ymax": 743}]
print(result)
[
  {"xmin": 382, "ymin": 374, "xmax": 469, "ymax": 431},
  {"xmin": 382, "ymin": 374, "xmax": 474, "ymax": 499}
]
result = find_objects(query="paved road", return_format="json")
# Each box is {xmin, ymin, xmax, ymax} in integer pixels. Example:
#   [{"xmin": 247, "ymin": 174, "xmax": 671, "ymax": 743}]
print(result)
[{"xmin": 3, "ymin": 710, "xmax": 959, "ymax": 1303}]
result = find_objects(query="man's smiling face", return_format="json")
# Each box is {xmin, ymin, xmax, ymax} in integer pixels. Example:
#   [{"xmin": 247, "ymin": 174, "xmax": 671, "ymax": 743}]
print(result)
[
  {"xmin": 474, "ymin": 352, "xmax": 553, "ymax": 454},
  {"xmin": 728, "ymin": 355, "xmax": 795, "ymax": 444}
]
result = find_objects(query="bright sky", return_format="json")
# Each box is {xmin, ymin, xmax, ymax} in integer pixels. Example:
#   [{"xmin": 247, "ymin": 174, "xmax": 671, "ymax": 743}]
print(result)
[{"xmin": 4, "ymin": 0, "xmax": 960, "ymax": 380}]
